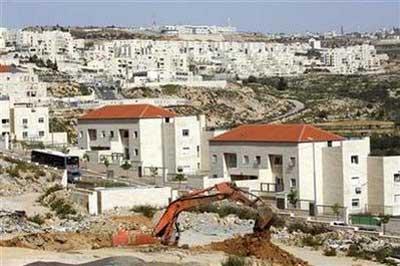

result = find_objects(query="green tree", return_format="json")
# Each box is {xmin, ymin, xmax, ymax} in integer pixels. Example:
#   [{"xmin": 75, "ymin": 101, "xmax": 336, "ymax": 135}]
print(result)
[
  {"xmin": 379, "ymin": 214, "xmax": 391, "ymax": 235},
  {"xmin": 175, "ymin": 173, "xmax": 185, "ymax": 189},
  {"xmin": 331, "ymin": 203, "xmax": 341, "ymax": 220},
  {"xmin": 103, "ymin": 158, "xmax": 110, "ymax": 169},
  {"xmin": 287, "ymin": 189, "xmax": 298, "ymax": 208}
]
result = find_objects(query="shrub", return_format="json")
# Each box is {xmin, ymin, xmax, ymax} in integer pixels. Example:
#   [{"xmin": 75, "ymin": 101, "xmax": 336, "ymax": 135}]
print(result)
[
  {"xmin": 6, "ymin": 166, "xmax": 20, "ymax": 178},
  {"xmin": 50, "ymin": 198, "xmax": 77, "ymax": 219},
  {"xmin": 120, "ymin": 161, "xmax": 132, "ymax": 170},
  {"xmin": 38, "ymin": 184, "xmax": 63, "ymax": 203},
  {"xmin": 27, "ymin": 214, "xmax": 45, "ymax": 225},
  {"xmin": 131, "ymin": 205, "xmax": 157, "ymax": 218},
  {"xmin": 34, "ymin": 169, "xmax": 46, "ymax": 178},
  {"xmin": 192, "ymin": 204, "xmax": 258, "ymax": 220},
  {"xmin": 301, "ymin": 235, "xmax": 322, "ymax": 247},
  {"xmin": 221, "ymin": 256, "xmax": 248, "ymax": 266},
  {"xmin": 287, "ymin": 221, "xmax": 330, "ymax": 235},
  {"xmin": 323, "ymin": 247, "xmax": 337, "ymax": 256}
]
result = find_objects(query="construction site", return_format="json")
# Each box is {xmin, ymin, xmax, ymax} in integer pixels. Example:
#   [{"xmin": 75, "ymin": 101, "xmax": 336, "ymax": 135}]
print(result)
[{"xmin": 1, "ymin": 150, "xmax": 400, "ymax": 266}]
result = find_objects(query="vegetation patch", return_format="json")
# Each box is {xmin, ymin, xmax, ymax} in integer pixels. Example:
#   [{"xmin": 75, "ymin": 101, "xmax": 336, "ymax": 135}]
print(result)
[{"xmin": 130, "ymin": 205, "xmax": 157, "ymax": 218}]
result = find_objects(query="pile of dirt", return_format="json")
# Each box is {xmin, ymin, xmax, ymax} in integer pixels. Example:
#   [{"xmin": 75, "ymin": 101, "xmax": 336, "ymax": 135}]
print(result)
[
  {"xmin": 0, "ymin": 232, "xmax": 112, "ymax": 251},
  {"xmin": 199, "ymin": 232, "xmax": 308, "ymax": 266}
]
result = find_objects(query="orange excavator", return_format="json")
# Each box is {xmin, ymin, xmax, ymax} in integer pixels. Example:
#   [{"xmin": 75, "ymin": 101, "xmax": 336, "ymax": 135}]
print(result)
[
  {"xmin": 154, "ymin": 182, "xmax": 274, "ymax": 245},
  {"xmin": 112, "ymin": 182, "xmax": 274, "ymax": 246}
]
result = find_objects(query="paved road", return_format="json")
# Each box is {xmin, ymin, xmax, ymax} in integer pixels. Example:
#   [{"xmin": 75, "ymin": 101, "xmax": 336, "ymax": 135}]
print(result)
[{"xmin": 271, "ymin": 99, "xmax": 305, "ymax": 122}]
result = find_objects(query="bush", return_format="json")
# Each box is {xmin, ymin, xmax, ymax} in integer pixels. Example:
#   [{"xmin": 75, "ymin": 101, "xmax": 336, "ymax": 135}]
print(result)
[
  {"xmin": 6, "ymin": 166, "xmax": 20, "ymax": 178},
  {"xmin": 120, "ymin": 161, "xmax": 132, "ymax": 170},
  {"xmin": 323, "ymin": 247, "xmax": 337, "ymax": 257},
  {"xmin": 192, "ymin": 204, "xmax": 258, "ymax": 220},
  {"xmin": 49, "ymin": 198, "xmax": 77, "ymax": 219},
  {"xmin": 131, "ymin": 205, "xmax": 157, "ymax": 218},
  {"xmin": 34, "ymin": 169, "xmax": 46, "ymax": 178},
  {"xmin": 27, "ymin": 214, "xmax": 45, "ymax": 225},
  {"xmin": 38, "ymin": 184, "xmax": 63, "ymax": 203},
  {"xmin": 301, "ymin": 235, "xmax": 322, "ymax": 247},
  {"xmin": 287, "ymin": 221, "xmax": 330, "ymax": 235},
  {"xmin": 221, "ymin": 256, "xmax": 248, "ymax": 266}
]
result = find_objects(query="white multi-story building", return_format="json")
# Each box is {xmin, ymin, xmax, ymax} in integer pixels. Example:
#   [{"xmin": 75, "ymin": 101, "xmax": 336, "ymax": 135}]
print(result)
[
  {"xmin": 20, "ymin": 30, "xmax": 76, "ymax": 61},
  {"xmin": 0, "ymin": 65, "xmax": 47, "ymax": 104},
  {"xmin": 77, "ymin": 104, "xmax": 207, "ymax": 176},
  {"xmin": 208, "ymin": 124, "xmax": 400, "ymax": 216},
  {"xmin": 11, "ymin": 103, "xmax": 50, "ymax": 142}
]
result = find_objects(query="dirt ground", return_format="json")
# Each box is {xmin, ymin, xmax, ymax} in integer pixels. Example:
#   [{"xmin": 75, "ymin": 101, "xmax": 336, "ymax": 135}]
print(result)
[{"xmin": 197, "ymin": 232, "xmax": 308, "ymax": 266}]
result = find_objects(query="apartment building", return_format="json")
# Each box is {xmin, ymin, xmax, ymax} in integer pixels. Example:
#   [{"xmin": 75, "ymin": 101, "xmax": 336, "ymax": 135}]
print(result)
[
  {"xmin": 0, "ymin": 97, "xmax": 11, "ymax": 149},
  {"xmin": 77, "ymin": 104, "xmax": 207, "ymax": 176},
  {"xmin": 0, "ymin": 65, "xmax": 47, "ymax": 104},
  {"xmin": 11, "ymin": 103, "xmax": 50, "ymax": 142},
  {"xmin": 208, "ymin": 124, "xmax": 400, "ymax": 215},
  {"xmin": 368, "ymin": 156, "xmax": 400, "ymax": 216}
]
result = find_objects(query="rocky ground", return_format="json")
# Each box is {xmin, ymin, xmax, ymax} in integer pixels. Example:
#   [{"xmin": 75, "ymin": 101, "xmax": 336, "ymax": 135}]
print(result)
[{"xmin": 122, "ymin": 85, "xmax": 292, "ymax": 127}]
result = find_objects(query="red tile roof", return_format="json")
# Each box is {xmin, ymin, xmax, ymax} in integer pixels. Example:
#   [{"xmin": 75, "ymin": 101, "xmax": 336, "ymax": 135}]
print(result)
[
  {"xmin": 79, "ymin": 104, "xmax": 176, "ymax": 120},
  {"xmin": 211, "ymin": 124, "xmax": 345, "ymax": 143},
  {"xmin": 0, "ymin": 65, "xmax": 20, "ymax": 73}
]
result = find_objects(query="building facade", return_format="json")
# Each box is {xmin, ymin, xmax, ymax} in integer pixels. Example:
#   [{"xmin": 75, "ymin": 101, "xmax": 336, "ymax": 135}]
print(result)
[
  {"xmin": 208, "ymin": 124, "xmax": 400, "ymax": 216},
  {"xmin": 77, "ymin": 104, "xmax": 207, "ymax": 176}
]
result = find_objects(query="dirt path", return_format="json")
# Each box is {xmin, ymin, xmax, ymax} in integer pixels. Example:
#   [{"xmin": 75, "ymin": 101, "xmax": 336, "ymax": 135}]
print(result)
[
  {"xmin": 0, "ymin": 247, "xmax": 225, "ymax": 266},
  {"xmin": 273, "ymin": 241, "xmax": 384, "ymax": 266},
  {"xmin": 0, "ymin": 193, "xmax": 48, "ymax": 216}
]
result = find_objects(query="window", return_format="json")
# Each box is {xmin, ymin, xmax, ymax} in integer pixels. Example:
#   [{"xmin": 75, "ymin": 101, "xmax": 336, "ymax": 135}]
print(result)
[
  {"xmin": 355, "ymin": 187, "xmax": 362, "ymax": 194},
  {"xmin": 38, "ymin": 117, "xmax": 44, "ymax": 123},
  {"xmin": 110, "ymin": 131, "xmax": 114, "ymax": 138},
  {"xmin": 123, "ymin": 130, "xmax": 129, "ymax": 138},
  {"xmin": 255, "ymin": 156, "xmax": 261, "ymax": 165},
  {"xmin": 352, "ymin": 199, "xmax": 360, "ymax": 208},
  {"xmin": 22, "ymin": 118, "xmax": 28, "ymax": 124},
  {"xmin": 351, "ymin": 155, "xmax": 359, "ymax": 164},
  {"xmin": 289, "ymin": 157, "xmax": 296, "ymax": 167},
  {"xmin": 274, "ymin": 157, "xmax": 282, "ymax": 165},
  {"xmin": 134, "ymin": 131, "xmax": 138, "ymax": 139},
  {"xmin": 1, "ymin": 119, "xmax": 9, "ymax": 124},
  {"xmin": 22, "ymin": 131, "xmax": 28, "ymax": 139},
  {"xmin": 290, "ymin": 178, "xmax": 297, "ymax": 188},
  {"xmin": 243, "ymin": 155, "xmax": 249, "ymax": 165},
  {"xmin": 39, "ymin": 131, "xmax": 45, "ymax": 137},
  {"xmin": 212, "ymin": 174, "xmax": 218, "ymax": 178},
  {"xmin": 165, "ymin": 117, "xmax": 170, "ymax": 123},
  {"xmin": 182, "ymin": 129, "xmax": 189, "ymax": 136},
  {"xmin": 197, "ymin": 145, "xmax": 200, "ymax": 157},
  {"xmin": 134, "ymin": 149, "xmax": 139, "ymax": 156},
  {"xmin": 79, "ymin": 131, "xmax": 83, "ymax": 138},
  {"xmin": 212, "ymin": 154, "xmax": 217, "ymax": 164},
  {"xmin": 394, "ymin": 173, "xmax": 400, "ymax": 183},
  {"xmin": 183, "ymin": 147, "xmax": 190, "ymax": 150},
  {"xmin": 327, "ymin": 141, "xmax": 332, "ymax": 147},
  {"xmin": 101, "ymin": 131, "xmax": 106, "ymax": 138},
  {"xmin": 88, "ymin": 129, "xmax": 97, "ymax": 141}
]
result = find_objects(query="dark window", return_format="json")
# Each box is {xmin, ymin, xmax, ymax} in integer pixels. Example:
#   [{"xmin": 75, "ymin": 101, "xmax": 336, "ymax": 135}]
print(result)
[
  {"xmin": 255, "ymin": 156, "xmax": 261, "ymax": 165},
  {"xmin": 182, "ymin": 129, "xmax": 189, "ymax": 136},
  {"xmin": 1, "ymin": 119, "xmax": 9, "ymax": 124},
  {"xmin": 394, "ymin": 174, "xmax": 400, "ymax": 182},
  {"xmin": 327, "ymin": 141, "xmax": 332, "ymax": 147},
  {"xmin": 110, "ymin": 131, "xmax": 114, "ymax": 138},
  {"xmin": 351, "ymin": 155, "xmax": 359, "ymax": 164}
]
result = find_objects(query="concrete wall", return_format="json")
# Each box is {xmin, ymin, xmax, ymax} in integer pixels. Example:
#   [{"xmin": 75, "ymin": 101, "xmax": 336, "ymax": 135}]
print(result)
[
  {"xmin": 97, "ymin": 186, "xmax": 175, "ymax": 214},
  {"xmin": 322, "ymin": 146, "xmax": 344, "ymax": 206},
  {"xmin": 368, "ymin": 156, "xmax": 400, "ymax": 215}
]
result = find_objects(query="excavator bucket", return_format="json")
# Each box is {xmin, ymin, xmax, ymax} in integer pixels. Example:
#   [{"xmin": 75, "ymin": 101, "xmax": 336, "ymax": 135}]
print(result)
[{"xmin": 254, "ymin": 206, "xmax": 274, "ymax": 232}]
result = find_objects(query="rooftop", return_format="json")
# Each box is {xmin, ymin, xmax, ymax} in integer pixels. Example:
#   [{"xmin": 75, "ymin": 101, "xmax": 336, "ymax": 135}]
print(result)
[
  {"xmin": 79, "ymin": 104, "xmax": 176, "ymax": 120},
  {"xmin": 0, "ymin": 65, "xmax": 21, "ymax": 73},
  {"xmin": 210, "ymin": 124, "xmax": 345, "ymax": 143}
]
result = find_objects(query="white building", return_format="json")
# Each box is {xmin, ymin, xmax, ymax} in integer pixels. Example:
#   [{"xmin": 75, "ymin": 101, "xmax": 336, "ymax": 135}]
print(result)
[
  {"xmin": 11, "ymin": 103, "xmax": 50, "ymax": 142},
  {"xmin": 208, "ymin": 124, "xmax": 400, "ymax": 216},
  {"xmin": 0, "ymin": 96, "xmax": 11, "ymax": 149},
  {"xmin": 77, "ymin": 104, "xmax": 207, "ymax": 176},
  {"xmin": 0, "ymin": 65, "xmax": 47, "ymax": 104}
]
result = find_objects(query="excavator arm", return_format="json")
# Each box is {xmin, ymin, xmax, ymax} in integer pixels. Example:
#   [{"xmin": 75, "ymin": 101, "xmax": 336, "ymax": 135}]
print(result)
[{"xmin": 153, "ymin": 182, "xmax": 274, "ymax": 245}]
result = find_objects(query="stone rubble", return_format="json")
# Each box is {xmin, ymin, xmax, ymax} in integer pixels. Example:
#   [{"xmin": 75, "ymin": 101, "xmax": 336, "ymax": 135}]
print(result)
[{"xmin": 0, "ymin": 210, "xmax": 43, "ymax": 234}]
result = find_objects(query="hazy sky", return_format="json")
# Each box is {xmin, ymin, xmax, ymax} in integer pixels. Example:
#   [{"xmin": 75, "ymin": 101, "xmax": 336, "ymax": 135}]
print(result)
[{"xmin": 0, "ymin": 0, "xmax": 399, "ymax": 33}]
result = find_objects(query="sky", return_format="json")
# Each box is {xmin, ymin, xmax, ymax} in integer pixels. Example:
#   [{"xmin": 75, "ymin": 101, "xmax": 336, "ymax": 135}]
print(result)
[{"xmin": 0, "ymin": 0, "xmax": 399, "ymax": 33}]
